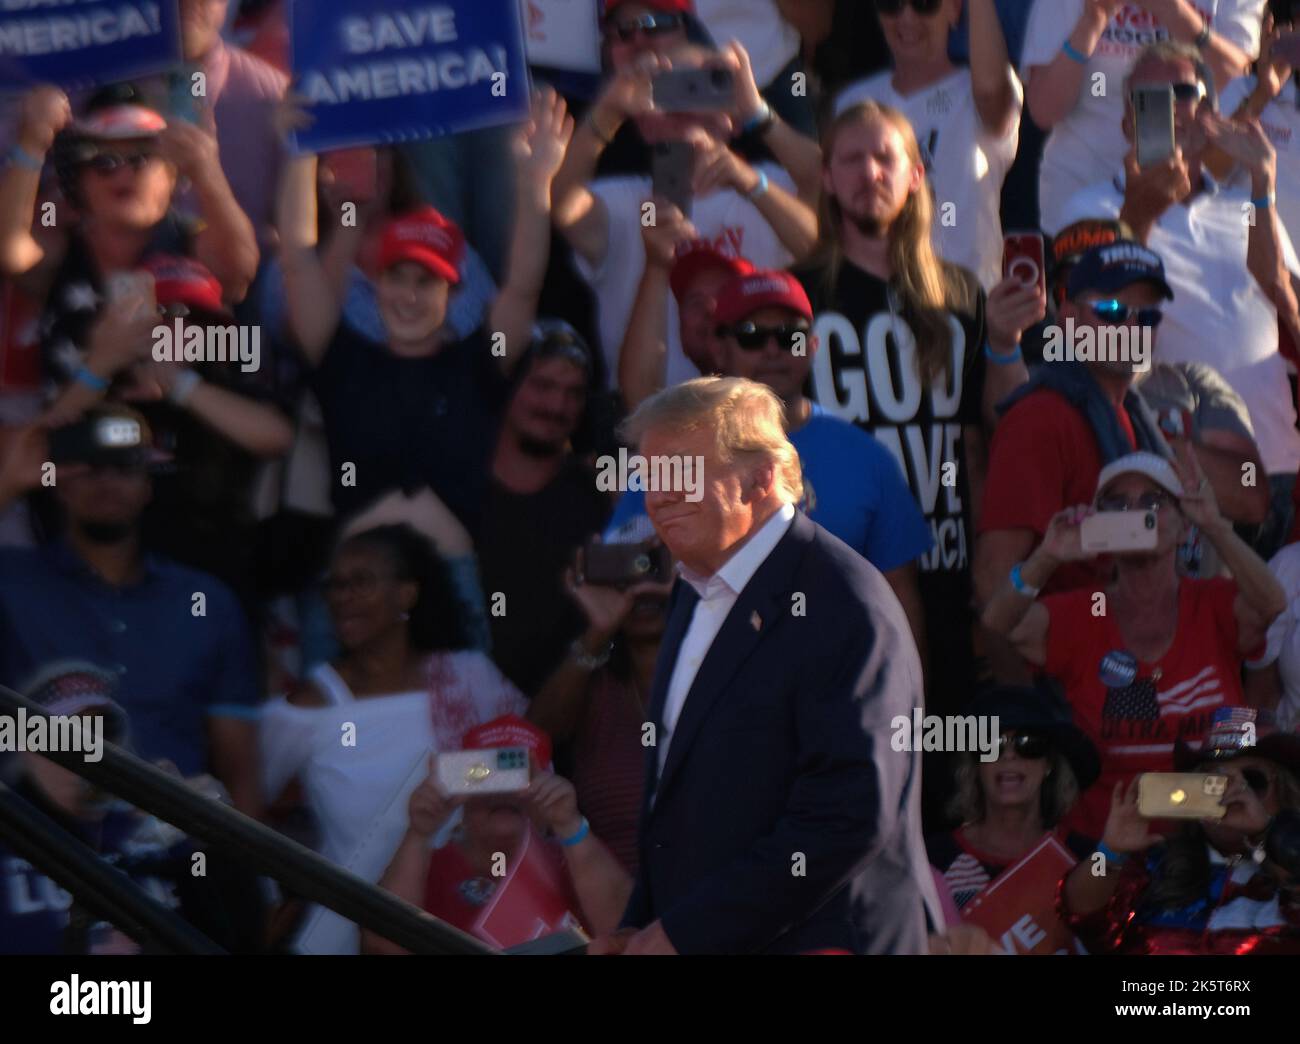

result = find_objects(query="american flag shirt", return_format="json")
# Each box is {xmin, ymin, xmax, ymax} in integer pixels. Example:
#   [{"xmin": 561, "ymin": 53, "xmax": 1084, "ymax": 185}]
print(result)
[{"xmin": 1043, "ymin": 578, "xmax": 1258, "ymax": 838}]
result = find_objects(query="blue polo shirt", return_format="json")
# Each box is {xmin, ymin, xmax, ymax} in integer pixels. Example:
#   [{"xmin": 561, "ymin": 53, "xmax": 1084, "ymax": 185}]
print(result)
[
  {"xmin": 0, "ymin": 540, "xmax": 259, "ymax": 775},
  {"xmin": 606, "ymin": 404, "xmax": 933, "ymax": 573}
]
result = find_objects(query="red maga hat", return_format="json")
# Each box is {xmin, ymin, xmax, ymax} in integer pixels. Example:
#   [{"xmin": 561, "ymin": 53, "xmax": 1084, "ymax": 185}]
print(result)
[
  {"xmin": 463, "ymin": 714, "xmax": 552, "ymax": 771},
  {"xmin": 669, "ymin": 241, "xmax": 753, "ymax": 301},
  {"xmin": 713, "ymin": 269, "xmax": 813, "ymax": 326},
  {"xmin": 603, "ymin": 0, "xmax": 695, "ymax": 17},
  {"xmin": 377, "ymin": 206, "xmax": 464, "ymax": 284},
  {"xmin": 141, "ymin": 255, "xmax": 228, "ymax": 317}
]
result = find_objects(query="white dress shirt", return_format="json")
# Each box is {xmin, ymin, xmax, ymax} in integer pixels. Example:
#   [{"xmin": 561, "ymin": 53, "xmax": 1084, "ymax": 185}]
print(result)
[{"xmin": 657, "ymin": 502, "xmax": 796, "ymax": 774}]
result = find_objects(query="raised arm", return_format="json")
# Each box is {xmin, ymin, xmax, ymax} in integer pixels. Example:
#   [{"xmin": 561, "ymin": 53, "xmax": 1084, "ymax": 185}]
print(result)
[
  {"xmin": 968, "ymin": 0, "xmax": 1019, "ymax": 138},
  {"xmin": 0, "ymin": 86, "xmax": 71, "ymax": 288},
  {"xmin": 1025, "ymin": 0, "xmax": 1119, "ymax": 129},
  {"xmin": 489, "ymin": 88, "xmax": 574, "ymax": 376},
  {"xmin": 1139, "ymin": 0, "xmax": 1255, "ymax": 89},
  {"xmin": 1203, "ymin": 15, "xmax": 1294, "ymax": 181}
]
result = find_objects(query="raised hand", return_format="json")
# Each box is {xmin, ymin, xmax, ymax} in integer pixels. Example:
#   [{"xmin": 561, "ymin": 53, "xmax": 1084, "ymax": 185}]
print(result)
[
  {"xmin": 516, "ymin": 87, "xmax": 575, "ymax": 184},
  {"xmin": 523, "ymin": 769, "xmax": 583, "ymax": 838},
  {"xmin": 1101, "ymin": 777, "xmax": 1166, "ymax": 856},
  {"xmin": 1040, "ymin": 505, "xmax": 1095, "ymax": 564},
  {"xmin": 1122, "ymin": 146, "xmax": 1191, "ymax": 229},
  {"xmin": 17, "ymin": 85, "xmax": 71, "ymax": 155},
  {"xmin": 986, "ymin": 274, "xmax": 1047, "ymax": 353},
  {"xmin": 640, "ymin": 195, "xmax": 698, "ymax": 268},
  {"xmin": 716, "ymin": 39, "xmax": 765, "ymax": 128},
  {"xmin": 156, "ymin": 119, "xmax": 221, "ymax": 184},
  {"xmin": 409, "ymin": 755, "xmax": 464, "ymax": 839},
  {"xmin": 1198, "ymin": 112, "xmax": 1276, "ymax": 185},
  {"xmin": 1169, "ymin": 437, "xmax": 1223, "ymax": 535},
  {"xmin": 690, "ymin": 133, "xmax": 759, "ymax": 197}
]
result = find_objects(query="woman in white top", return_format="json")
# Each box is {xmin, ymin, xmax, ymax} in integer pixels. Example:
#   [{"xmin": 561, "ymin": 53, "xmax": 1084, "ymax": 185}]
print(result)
[
  {"xmin": 833, "ymin": 0, "xmax": 1023, "ymax": 289},
  {"xmin": 1024, "ymin": 0, "xmax": 1265, "ymax": 233},
  {"xmin": 260, "ymin": 523, "xmax": 527, "ymax": 949}
]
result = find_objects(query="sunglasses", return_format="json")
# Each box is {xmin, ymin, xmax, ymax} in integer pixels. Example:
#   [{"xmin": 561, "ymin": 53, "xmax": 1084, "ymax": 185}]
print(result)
[
  {"xmin": 1241, "ymin": 767, "xmax": 1274, "ymax": 795},
  {"xmin": 724, "ymin": 321, "xmax": 809, "ymax": 352},
  {"xmin": 1096, "ymin": 491, "xmax": 1173, "ymax": 513},
  {"xmin": 1085, "ymin": 299, "xmax": 1164, "ymax": 327},
  {"xmin": 874, "ymin": 0, "xmax": 945, "ymax": 15},
  {"xmin": 997, "ymin": 732, "xmax": 1050, "ymax": 760},
  {"xmin": 607, "ymin": 12, "xmax": 685, "ymax": 42},
  {"xmin": 84, "ymin": 150, "xmax": 158, "ymax": 175}
]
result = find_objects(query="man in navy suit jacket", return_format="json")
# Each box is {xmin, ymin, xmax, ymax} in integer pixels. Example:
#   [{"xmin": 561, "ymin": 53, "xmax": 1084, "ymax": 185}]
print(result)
[{"xmin": 591, "ymin": 374, "xmax": 943, "ymax": 955}]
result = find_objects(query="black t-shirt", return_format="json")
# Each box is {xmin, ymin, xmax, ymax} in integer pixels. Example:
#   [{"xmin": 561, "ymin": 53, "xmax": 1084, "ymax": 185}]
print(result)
[
  {"xmin": 475, "ymin": 458, "xmax": 612, "ymax": 698},
  {"xmin": 310, "ymin": 322, "xmax": 509, "ymax": 529},
  {"xmin": 796, "ymin": 258, "xmax": 986, "ymax": 707}
]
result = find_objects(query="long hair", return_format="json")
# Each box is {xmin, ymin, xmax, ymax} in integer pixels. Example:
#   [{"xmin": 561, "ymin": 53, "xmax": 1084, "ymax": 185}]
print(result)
[
  {"xmin": 812, "ymin": 101, "xmax": 976, "ymax": 386},
  {"xmin": 948, "ymin": 749, "xmax": 1081, "ymax": 830},
  {"xmin": 1145, "ymin": 765, "xmax": 1300, "ymax": 911},
  {"xmin": 334, "ymin": 523, "xmax": 471, "ymax": 654}
]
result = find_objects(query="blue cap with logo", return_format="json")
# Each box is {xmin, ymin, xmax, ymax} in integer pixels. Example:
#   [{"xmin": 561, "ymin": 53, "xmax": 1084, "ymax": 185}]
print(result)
[{"xmin": 1066, "ymin": 238, "xmax": 1175, "ymax": 301}]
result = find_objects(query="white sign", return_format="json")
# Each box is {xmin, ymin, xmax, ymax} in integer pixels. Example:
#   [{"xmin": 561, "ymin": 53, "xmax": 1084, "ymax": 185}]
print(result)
[{"xmin": 521, "ymin": 0, "xmax": 601, "ymax": 73}]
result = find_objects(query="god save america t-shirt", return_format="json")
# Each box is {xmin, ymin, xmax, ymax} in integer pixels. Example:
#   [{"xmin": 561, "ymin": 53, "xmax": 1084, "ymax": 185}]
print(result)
[{"xmin": 797, "ymin": 258, "xmax": 987, "ymax": 702}]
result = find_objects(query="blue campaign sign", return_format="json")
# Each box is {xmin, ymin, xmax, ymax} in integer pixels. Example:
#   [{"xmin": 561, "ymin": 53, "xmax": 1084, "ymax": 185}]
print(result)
[
  {"xmin": 0, "ymin": 1, "xmax": 182, "ymax": 92},
  {"xmin": 289, "ymin": 0, "xmax": 532, "ymax": 153}
]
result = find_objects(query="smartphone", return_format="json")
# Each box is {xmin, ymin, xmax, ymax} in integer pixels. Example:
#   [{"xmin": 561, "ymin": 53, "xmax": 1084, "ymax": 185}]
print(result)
[
  {"xmin": 651, "ymin": 140, "xmax": 695, "ymax": 218},
  {"xmin": 652, "ymin": 67, "xmax": 734, "ymax": 112},
  {"xmin": 1138, "ymin": 772, "xmax": 1228, "ymax": 820},
  {"xmin": 578, "ymin": 540, "xmax": 671, "ymax": 587},
  {"xmin": 168, "ymin": 64, "xmax": 204, "ymax": 125},
  {"xmin": 1272, "ymin": 32, "xmax": 1300, "ymax": 66},
  {"xmin": 104, "ymin": 271, "xmax": 156, "ymax": 315},
  {"xmin": 1133, "ymin": 85, "xmax": 1176, "ymax": 169},
  {"xmin": 1002, "ymin": 231, "xmax": 1046, "ymax": 293},
  {"xmin": 436, "ymin": 747, "xmax": 531, "ymax": 796},
  {"xmin": 1080, "ymin": 510, "xmax": 1158, "ymax": 554},
  {"xmin": 321, "ymin": 147, "xmax": 379, "ymax": 205}
]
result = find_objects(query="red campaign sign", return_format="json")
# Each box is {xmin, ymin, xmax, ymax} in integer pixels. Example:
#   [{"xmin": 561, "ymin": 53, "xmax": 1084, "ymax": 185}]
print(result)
[
  {"xmin": 961, "ymin": 835, "xmax": 1086, "ymax": 955},
  {"xmin": 471, "ymin": 825, "xmax": 587, "ymax": 950}
]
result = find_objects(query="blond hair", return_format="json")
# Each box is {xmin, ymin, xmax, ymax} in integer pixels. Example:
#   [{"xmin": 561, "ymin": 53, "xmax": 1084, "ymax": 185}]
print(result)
[
  {"xmin": 621, "ymin": 376, "xmax": 804, "ymax": 504},
  {"xmin": 813, "ymin": 101, "xmax": 977, "ymax": 386}
]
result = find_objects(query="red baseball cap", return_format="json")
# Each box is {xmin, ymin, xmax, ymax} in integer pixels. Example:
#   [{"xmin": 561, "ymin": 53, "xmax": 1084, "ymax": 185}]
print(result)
[
  {"xmin": 669, "ymin": 241, "xmax": 753, "ymax": 301},
  {"xmin": 377, "ymin": 206, "xmax": 463, "ymax": 284},
  {"xmin": 463, "ymin": 714, "xmax": 552, "ymax": 771},
  {"xmin": 713, "ymin": 269, "xmax": 813, "ymax": 326},
  {"xmin": 603, "ymin": 0, "xmax": 695, "ymax": 18},
  {"xmin": 141, "ymin": 255, "xmax": 228, "ymax": 317},
  {"xmin": 75, "ymin": 104, "xmax": 167, "ymax": 140}
]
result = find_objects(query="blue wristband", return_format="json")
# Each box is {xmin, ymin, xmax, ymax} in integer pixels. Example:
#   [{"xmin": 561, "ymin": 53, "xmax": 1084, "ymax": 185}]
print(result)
[
  {"xmin": 984, "ymin": 341, "xmax": 1022, "ymax": 365},
  {"xmin": 1009, "ymin": 562, "xmax": 1040, "ymax": 599},
  {"xmin": 1251, "ymin": 194, "xmax": 1274, "ymax": 211},
  {"xmin": 1096, "ymin": 841, "xmax": 1130, "ymax": 868},
  {"xmin": 73, "ymin": 365, "xmax": 109, "ymax": 392},
  {"xmin": 746, "ymin": 169, "xmax": 769, "ymax": 202},
  {"xmin": 558, "ymin": 817, "xmax": 590, "ymax": 847},
  {"xmin": 742, "ymin": 102, "xmax": 773, "ymax": 136},
  {"xmin": 1062, "ymin": 40, "xmax": 1090, "ymax": 64},
  {"xmin": 8, "ymin": 145, "xmax": 43, "ymax": 172}
]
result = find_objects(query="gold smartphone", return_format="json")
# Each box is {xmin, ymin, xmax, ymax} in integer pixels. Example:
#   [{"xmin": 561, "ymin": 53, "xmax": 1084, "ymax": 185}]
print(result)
[{"xmin": 1137, "ymin": 772, "xmax": 1228, "ymax": 820}]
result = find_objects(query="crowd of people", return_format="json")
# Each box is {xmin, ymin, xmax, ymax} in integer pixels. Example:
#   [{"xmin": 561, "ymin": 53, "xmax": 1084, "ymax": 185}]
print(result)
[{"xmin": 1, "ymin": 0, "xmax": 1299, "ymax": 955}]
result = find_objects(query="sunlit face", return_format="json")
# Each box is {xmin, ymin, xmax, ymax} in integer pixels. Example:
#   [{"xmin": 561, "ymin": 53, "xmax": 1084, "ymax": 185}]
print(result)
[
  {"xmin": 976, "ymin": 730, "xmax": 1052, "ymax": 811},
  {"xmin": 678, "ymin": 265, "xmax": 733, "ymax": 374},
  {"xmin": 1059, "ymin": 280, "xmax": 1164, "ymax": 380},
  {"xmin": 604, "ymin": 2, "xmax": 688, "ymax": 70},
  {"xmin": 1094, "ymin": 472, "xmax": 1184, "ymax": 559},
  {"xmin": 376, "ymin": 262, "xmax": 450, "ymax": 350},
  {"xmin": 641, "ymin": 423, "xmax": 771, "ymax": 575},
  {"xmin": 505, "ymin": 356, "xmax": 587, "ymax": 451},
  {"xmin": 824, "ymin": 118, "xmax": 922, "ymax": 238},
  {"xmin": 1202, "ymin": 756, "xmax": 1283, "ymax": 843},
  {"xmin": 878, "ymin": 0, "xmax": 960, "ymax": 67},
  {"xmin": 1124, "ymin": 55, "xmax": 1208, "ymax": 158},
  {"xmin": 180, "ymin": 0, "xmax": 228, "ymax": 60},
  {"xmin": 324, "ymin": 544, "xmax": 417, "ymax": 652},
  {"xmin": 77, "ymin": 140, "xmax": 175, "ymax": 229},
  {"xmin": 719, "ymin": 305, "xmax": 814, "ymax": 408}
]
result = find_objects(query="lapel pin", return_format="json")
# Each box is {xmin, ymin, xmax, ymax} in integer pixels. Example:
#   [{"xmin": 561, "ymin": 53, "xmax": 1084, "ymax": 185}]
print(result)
[{"xmin": 750, "ymin": 610, "xmax": 762, "ymax": 631}]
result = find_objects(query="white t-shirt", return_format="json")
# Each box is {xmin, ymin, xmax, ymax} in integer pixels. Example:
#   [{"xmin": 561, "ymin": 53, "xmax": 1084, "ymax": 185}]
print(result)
[
  {"xmin": 577, "ymin": 164, "xmax": 795, "ymax": 389},
  {"xmin": 1249, "ymin": 541, "xmax": 1300, "ymax": 732},
  {"xmin": 834, "ymin": 67, "xmax": 1023, "ymax": 289},
  {"xmin": 1219, "ymin": 74, "xmax": 1300, "ymax": 247},
  {"xmin": 1023, "ymin": 0, "xmax": 1265, "ymax": 234},
  {"xmin": 1059, "ymin": 173, "xmax": 1300, "ymax": 474},
  {"xmin": 693, "ymin": 0, "xmax": 800, "ymax": 87}
]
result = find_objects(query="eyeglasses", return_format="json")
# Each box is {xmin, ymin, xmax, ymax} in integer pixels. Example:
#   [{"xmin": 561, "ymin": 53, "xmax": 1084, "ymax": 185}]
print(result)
[
  {"xmin": 997, "ymin": 732, "xmax": 1050, "ymax": 760},
  {"xmin": 606, "ymin": 12, "xmax": 685, "ymax": 43},
  {"xmin": 1096, "ymin": 491, "xmax": 1173, "ymax": 513},
  {"xmin": 724, "ymin": 321, "xmax": 810, "ymax": 352},
  {"xmin": 1085, "ymin": 299, "xmax": 1164, "ymax": 328},
  {"xmin": 873, "ymin": 0, "xmax": 945, "ymax": 15},
  {"xmin": 1170, "ymin": 82, "xmax": 1205, "ymax": 103},
  {"xmin": 84, "ymin": 150, "xmax": 157, "ymax": 175}
]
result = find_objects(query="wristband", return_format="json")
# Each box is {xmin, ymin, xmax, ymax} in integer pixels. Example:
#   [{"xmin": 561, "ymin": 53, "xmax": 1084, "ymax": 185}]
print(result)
[
  {"xmin": 1061, "ymin": 40, "xmax": 1090, "ymax": 64},
  {"xmin": 984, "ymin": 342, "xmax": 1023, "ymax": 365},
  {"xmin": 1096, "ymin": 840, "xmax": 1130, "ymax": 868},
  {"xmin": 569, "ymin": 637, "xmax": 612, "ymax": 670},
  {"xmin": 1009, "ymin": 562, "xmax": 1041, "ymax": 599},
  {"xmin": 585, "ymin": 110, "xmax": 614, "ymax": 146},
  {"xmin": 746, "ymin": 169, "xmax": 769, "ymax": 202},
  {"xmin": 168, "ymin": 368, "xmax": 202, "ymax": 406},
  {"xmin": 1251, "ymin": 193, "xmax": 1275, "ymax": 211},
  {"xmin": 8, "ymin": 144, "xmax": 43, "ymax": 172},
  {"xmin": 558, "ymin": 817, "xmax": 590, "ymax": 847},
  {"xmin": 73, "ymin": 365, "xmax": 109, "ymax": 392},
  {"xmin": 742, "ymin": 101, "xmax": 774, "ymax": 136},
  {"xmin": 1194, "ymin": 17, "xmax": 1211, "ymax": 50}
]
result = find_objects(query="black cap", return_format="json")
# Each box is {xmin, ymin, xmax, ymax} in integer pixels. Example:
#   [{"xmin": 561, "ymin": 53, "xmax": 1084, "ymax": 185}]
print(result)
[
  {"xmin": 48, "ymin": 404, "xmax": 162, "ymax": 470},
  {"xmin": 1066, "ymin": 239, "xmax": 1175, "ymax": 301},
  {"xmin": 967, "ymin": 681, "xmax": 1102, "ymax": 790}
]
